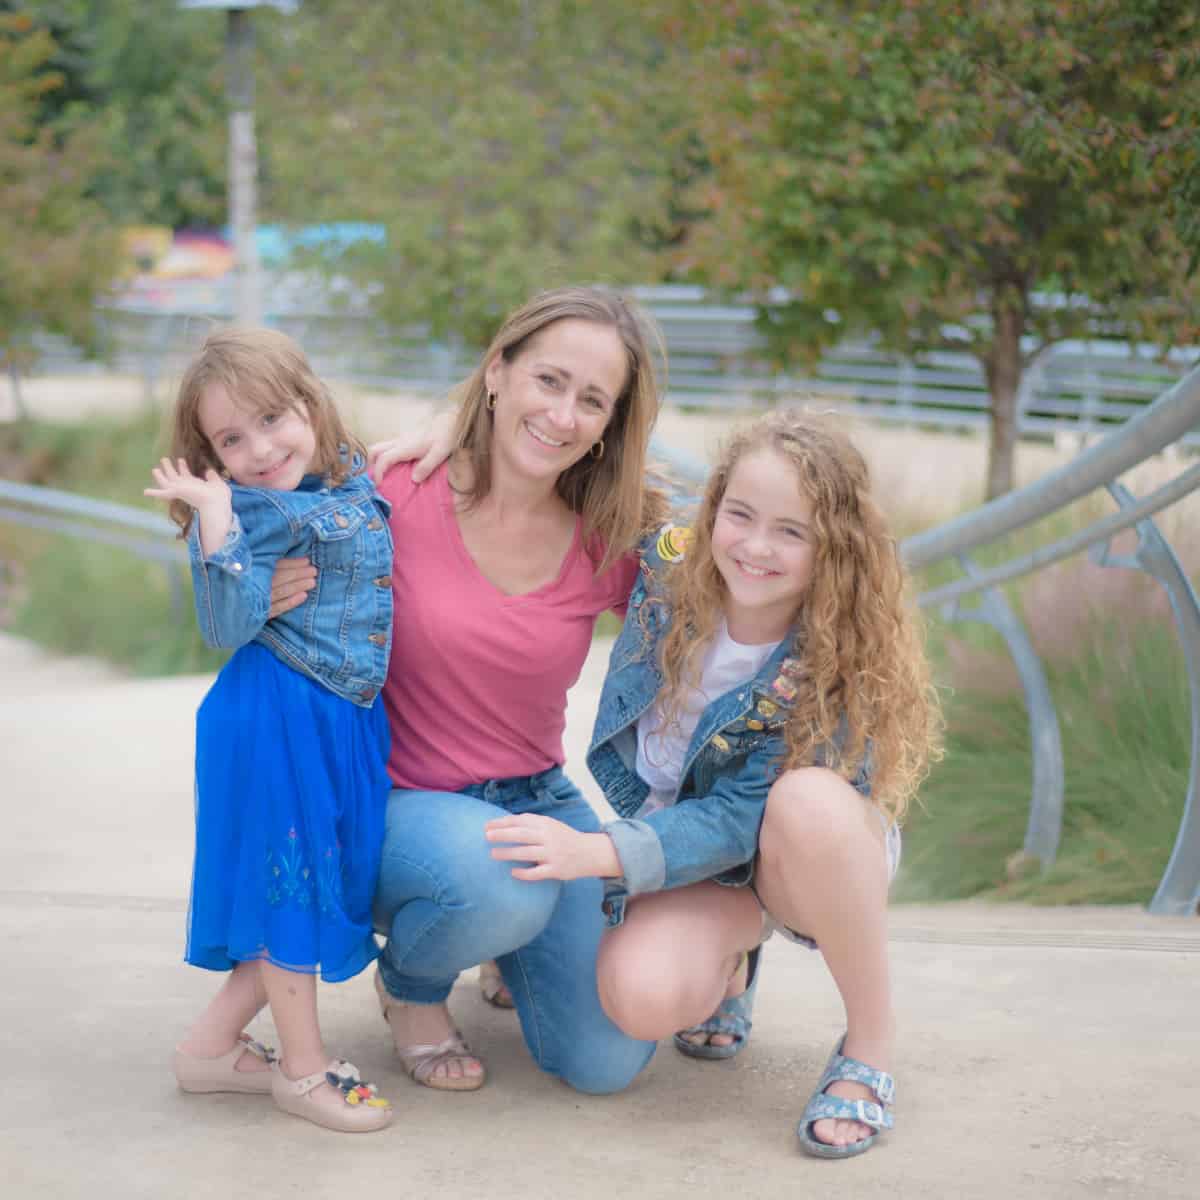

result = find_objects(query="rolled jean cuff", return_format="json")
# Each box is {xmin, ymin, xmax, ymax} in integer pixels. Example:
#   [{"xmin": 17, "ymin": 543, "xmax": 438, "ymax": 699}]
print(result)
[
  {"xmin": 602, "ymin": 818, "xmax": 666, "ymax": 896},
  {"xmin": 377, "ymin": 948, "xmax": 456, "ymax": 1006}
]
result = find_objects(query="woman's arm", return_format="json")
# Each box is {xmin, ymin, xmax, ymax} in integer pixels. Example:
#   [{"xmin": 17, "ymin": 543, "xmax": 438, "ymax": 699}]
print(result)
[
  {"xmin": 367, "ymin": 409, "xmax": 457, "ymax": 483},
  {"xmin": 267, "ymin": 557, "xmax": 318, "ymax": 618}
]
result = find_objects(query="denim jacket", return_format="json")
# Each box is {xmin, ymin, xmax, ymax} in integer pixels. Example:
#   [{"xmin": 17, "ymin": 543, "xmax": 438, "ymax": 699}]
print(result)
[
  {"xmin": 586, "ymin": 525, "xmax": 869, "ymax": 926},
  {"xmin": 187, "ymin": 466, "xmax": 394, "ymax": 708}
]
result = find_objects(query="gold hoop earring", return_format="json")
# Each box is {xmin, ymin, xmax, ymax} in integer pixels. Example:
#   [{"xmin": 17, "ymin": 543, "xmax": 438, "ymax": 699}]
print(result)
[
  {"xmin": 486, "ymin": 392, "xmax": 497, "ymax": 412},
  {"xmin": 591, "ymin": 439, "xmax": 605, "ymax": 460}
]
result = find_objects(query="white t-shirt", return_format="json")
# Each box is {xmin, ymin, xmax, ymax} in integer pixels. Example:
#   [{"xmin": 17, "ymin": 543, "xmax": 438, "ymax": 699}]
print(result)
[{"xmin": 635, "ymin": 620, "xmax": 781, "ymax": 816}]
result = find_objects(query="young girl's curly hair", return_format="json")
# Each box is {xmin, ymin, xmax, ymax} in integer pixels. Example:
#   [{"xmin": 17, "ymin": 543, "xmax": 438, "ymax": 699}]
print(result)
[
  {"xmin": 164, "ymin": 327, "xmax": 365, "ymax": 535},
  {"xmin": 655, "ymin": 411, "xmax": 941, "ymax": 823}
]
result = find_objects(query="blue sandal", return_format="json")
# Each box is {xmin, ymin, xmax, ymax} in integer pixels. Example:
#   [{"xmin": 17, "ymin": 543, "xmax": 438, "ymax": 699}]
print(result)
[
  {"xmin": 673, "ymin": 946, "xmax": 761, "ymax": 1060},
  {"xmin": 796, "ymin": 1036, "xmax": 895, "ymax": 1158}
]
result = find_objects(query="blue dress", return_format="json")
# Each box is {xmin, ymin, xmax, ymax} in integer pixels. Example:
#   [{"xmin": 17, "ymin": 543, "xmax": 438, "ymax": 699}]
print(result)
[{"xmin": 183, "ymin": 473, "xmax": 393, "ymax": 983}]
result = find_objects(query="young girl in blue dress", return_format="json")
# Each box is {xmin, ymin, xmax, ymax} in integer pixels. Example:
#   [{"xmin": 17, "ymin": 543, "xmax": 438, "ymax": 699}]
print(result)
[
  {"xmin": 485, "ymin": 410, "xmax": 940, "ymax": 1158},
  {"xmin": 146, "ymin": 328, "xmax": 395, "ymax": 1133}
]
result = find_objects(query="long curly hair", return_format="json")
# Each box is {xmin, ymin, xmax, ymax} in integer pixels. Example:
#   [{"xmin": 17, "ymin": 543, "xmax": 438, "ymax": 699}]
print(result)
[
  {"xmin": 163, "ymin": 327, "xmax": 364, "ymax": 535},
  {"xmin": 448, "ymin": 286, "xmax": 668, "ymax": 569},
  {"xmin": 654, "ymin": 411, "xmax": 941, "ymax": 823}
]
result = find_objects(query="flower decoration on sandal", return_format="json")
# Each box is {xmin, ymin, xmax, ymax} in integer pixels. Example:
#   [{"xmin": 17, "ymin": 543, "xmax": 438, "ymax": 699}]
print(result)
[{"xmin": 324, "ymin": 1060, "xmax": 392, "ymax": 1109}]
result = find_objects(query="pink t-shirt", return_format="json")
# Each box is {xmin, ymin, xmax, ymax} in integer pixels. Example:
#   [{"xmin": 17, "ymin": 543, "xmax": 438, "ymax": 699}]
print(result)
[{"xmin": 378, "ymin": 462, "xmax": 639, "ymax": 792}]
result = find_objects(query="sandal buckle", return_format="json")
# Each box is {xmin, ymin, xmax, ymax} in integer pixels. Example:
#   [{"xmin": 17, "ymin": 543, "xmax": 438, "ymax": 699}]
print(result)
[{"xmin": 855, "ymin": 1100, "xmax": 884, "ymax": 1128}]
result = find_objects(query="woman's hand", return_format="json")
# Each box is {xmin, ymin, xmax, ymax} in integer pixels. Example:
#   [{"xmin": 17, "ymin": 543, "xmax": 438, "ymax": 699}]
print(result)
[
  {"xmin": 367, "ymin": 409, "xmax": 457, "ymax": 483},
  {"xmin": 268, "ymin": 556, "xmax": 317, "ymax": 618},
  {"xmin": 485, "ymin": 814, "xmax": 621, "ymax": 882}
]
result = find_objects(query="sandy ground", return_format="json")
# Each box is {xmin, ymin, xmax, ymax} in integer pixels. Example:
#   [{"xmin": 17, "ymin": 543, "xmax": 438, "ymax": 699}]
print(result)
[{"xmin": 2, "ymin": 631, "xmax": 1199, "ymax": 1198}]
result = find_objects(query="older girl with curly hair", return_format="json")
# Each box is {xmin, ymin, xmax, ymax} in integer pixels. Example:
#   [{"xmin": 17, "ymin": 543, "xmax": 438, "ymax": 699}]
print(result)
[{"xmin": 486, "ymin": 410, "xmax": 941, "ymax": 1158}]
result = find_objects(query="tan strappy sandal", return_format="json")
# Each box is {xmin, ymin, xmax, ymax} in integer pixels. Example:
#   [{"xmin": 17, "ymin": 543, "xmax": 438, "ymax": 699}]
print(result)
[{"xmin": 373, "ymin": 969, "xmax": 486, "ymax": 1091}]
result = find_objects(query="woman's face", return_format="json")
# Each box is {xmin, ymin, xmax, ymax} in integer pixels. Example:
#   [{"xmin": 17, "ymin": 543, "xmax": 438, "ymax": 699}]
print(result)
[{"xmin": 484, "ymin": 318, "xmax": 627, "ymax": 485}]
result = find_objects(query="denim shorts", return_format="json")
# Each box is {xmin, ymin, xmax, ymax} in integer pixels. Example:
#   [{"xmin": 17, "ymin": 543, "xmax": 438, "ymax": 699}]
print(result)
[{"xmin": 755, "ymin": 820, "xmax": 902, "ymax": 949}]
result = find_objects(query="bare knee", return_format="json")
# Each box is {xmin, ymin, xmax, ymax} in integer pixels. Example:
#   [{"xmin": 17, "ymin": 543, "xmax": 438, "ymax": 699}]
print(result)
[
  {"xmin": 597, "ymin": 935, "xmax": 716, "ymax": 1041},
  {"xmin": 760, "ymin": 767, "xmax": 874, "ymax": 868}
]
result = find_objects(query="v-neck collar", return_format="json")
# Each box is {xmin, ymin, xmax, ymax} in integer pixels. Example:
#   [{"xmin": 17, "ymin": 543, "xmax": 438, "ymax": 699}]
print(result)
[{"xmin": 437, "ymin": 466, "xmax": 583, "ymax": 603}]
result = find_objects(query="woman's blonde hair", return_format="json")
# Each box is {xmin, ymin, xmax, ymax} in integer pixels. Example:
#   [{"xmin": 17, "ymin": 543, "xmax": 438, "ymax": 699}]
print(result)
[
  {"xmin": 448, "ymin": 286, "xmax": 668, "ymax": 569},
  {"xmin": 163, "ymin": 326, "xmax": 364, "ymax": 534},
  {"xmin": 655, "ymin": 411, "xmax": 941, "ymax": 823}
]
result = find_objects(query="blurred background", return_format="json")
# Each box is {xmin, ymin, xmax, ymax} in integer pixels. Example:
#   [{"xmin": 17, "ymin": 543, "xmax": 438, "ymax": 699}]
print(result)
[{"xmin": 2, "ymin": 0, "xmax": 1199, "ymax": 909}]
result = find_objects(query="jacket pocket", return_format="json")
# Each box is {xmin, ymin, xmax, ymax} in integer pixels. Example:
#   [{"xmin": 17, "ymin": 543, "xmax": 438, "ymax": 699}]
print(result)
[{"xmin": 310, "ymin": 502, "xmax": 369, "ymax": 571}]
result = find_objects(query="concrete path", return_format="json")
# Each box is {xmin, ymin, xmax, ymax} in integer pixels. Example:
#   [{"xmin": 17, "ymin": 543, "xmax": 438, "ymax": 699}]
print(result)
[{"xmin": 2, "ymin": 632, "xmax": 1198, "ymax": 1199}]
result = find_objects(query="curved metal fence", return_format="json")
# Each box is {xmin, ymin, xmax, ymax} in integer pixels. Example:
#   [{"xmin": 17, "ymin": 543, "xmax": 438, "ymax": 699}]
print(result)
[{"xmin": 2, "ymin": 357, "xmax": 1199, "ymax": 914}]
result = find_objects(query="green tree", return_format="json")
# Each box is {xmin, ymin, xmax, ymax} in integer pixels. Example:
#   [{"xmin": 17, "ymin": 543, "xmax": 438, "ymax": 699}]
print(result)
[
  {"xmin": 671, "ymin": 0, "xmax": 1200, "ymax": 497},
  {"xmin": 0, "ymin": 12, "xmax": 120, "ymax": 410},
  {"xmin": 14, "ymin": 0, "xmax": 227, "ymax": 229},
  {"xmin": 259, "ymin": 0, "xmax": 682, "ymax": 345}
]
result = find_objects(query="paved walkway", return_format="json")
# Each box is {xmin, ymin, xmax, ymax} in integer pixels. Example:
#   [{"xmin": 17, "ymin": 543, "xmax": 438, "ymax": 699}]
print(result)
[{"xmin": 2, "ymin": 632, "xmax": 1198, "ymax": 1198}]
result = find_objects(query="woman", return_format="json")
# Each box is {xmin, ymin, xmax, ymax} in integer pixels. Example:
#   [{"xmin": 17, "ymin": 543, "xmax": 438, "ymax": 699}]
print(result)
[{"xmin": 271, "ymin": 286, "xmax": 668, "ymax": 1093}]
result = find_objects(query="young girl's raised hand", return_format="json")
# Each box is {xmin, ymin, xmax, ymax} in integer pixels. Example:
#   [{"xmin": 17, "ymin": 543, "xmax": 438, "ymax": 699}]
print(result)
[
  {"xmin": 145, "ymin": 457, "xmax": 232, "ymax": 513},
  {"xmin": 146, "ymin": 457, "xmax": 234, "ymax": 556}
]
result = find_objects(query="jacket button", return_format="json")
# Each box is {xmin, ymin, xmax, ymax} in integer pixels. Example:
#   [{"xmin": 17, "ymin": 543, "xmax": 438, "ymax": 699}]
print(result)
[
  {"xmin": 231, "ymin": 562, "xmax": 243, "ymax": 572},
  {"xmin": 367, "ymin": 518, "xmax": 383, "ymax": 531},
  {"xmin": 374, "ymin": 576, "xmax": 390, "ymax": 588},
  {"xmin": 368, "ymin": 632, "xmax": 387, "ymax": 645},
  {"xmin": 711, "ymin": 734, "xmax": 731, "ymax": 753},
  {"xmin": 333, "ymin": 512, "xmax": 349, "ymax": 528}
]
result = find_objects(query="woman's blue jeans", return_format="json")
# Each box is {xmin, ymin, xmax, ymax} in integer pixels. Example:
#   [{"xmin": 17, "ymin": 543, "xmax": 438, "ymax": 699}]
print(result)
[{"xmin": 373, "ymin": 765, "xmax": 656, "ymax": 1095}]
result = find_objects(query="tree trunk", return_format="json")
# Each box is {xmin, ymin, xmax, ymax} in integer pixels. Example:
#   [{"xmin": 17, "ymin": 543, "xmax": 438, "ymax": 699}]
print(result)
[
  {"xmin": 983, "ymin": 302, "xmax": 1024, "ymax": 499},
  {"xmin": 7, "ymin": 358, "xmax": 28, "ymax": 422}
]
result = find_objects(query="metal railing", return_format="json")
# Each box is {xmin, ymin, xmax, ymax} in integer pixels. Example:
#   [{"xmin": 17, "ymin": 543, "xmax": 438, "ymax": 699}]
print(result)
[
  {"xmin": 0, "ymin": 479, "xmax": 186, "ymax": 617},
  {"xmin": 17, "ymin": 287, "xmax": 1200, "ymax": 444},
  {"xmin": 901, "ymin": 365, "xmax": 1200, "ymax": 915},
  {"xmin": 2, "ymin": 361, "xmax": 1198, "ymax": 915}
]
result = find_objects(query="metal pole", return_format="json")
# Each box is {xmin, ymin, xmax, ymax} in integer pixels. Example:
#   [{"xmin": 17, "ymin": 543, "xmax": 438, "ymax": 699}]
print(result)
[
  {"xmin": 226, "ymin": 8, "xmax": 262, "ymax": 325},
  {"xmin": 902, "ymin": 363, "xmax": 1200, "ymax": 570}
]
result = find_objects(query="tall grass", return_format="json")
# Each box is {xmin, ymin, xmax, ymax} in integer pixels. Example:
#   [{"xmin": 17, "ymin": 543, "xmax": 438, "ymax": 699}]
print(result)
[
  {"xmin": 899, "ymin": 551, "xmax": 1194, "ymax": 907},
  {"xmin": 0, "ymin": 411, "xmax": 227, "ymax": 675}
]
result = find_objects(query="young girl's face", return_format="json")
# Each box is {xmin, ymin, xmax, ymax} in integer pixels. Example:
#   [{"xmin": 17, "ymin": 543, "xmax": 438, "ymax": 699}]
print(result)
[
  {"xmin": 199, "ymin": 381, "xmax": 317, "ymax": 490},
  {"xmin": 710, "ymin": 446, "xmax": 816, "ymax": 644}
]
